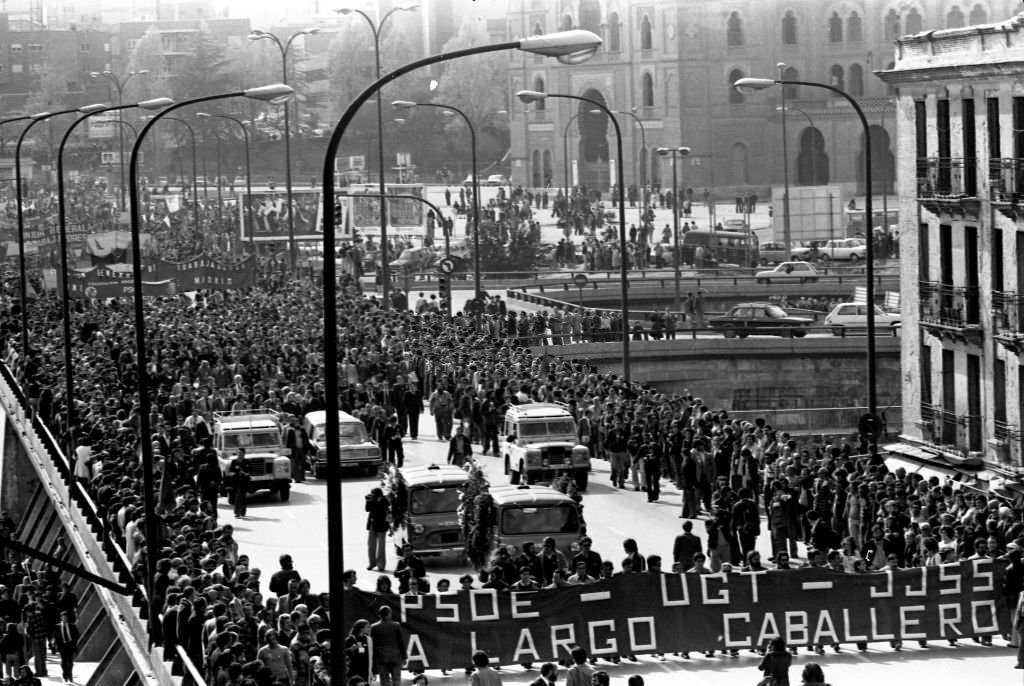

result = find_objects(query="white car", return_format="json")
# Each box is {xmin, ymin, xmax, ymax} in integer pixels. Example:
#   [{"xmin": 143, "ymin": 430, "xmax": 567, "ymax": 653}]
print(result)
[
  {"xmin": 824, "ymin": 302, "xmax": 901, "ymax": 335},
  {"xmin": 485, "ymin": 174, "xmax": 510, "ymax": 186},
  {"xmin": 754, "ymin": 261, "xmax": 819, "ymax": 284},
  {"xmin": 819, "ymin": 238, "xmax": 868, "ymax": 261}
]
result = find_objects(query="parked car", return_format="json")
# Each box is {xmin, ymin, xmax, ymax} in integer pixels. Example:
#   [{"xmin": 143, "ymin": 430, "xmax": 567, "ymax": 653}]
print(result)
[
  {"xmin": 754, "ymin": 261, "xmax": 819, "ymax": 284},
  {"xmin": 819, "ymin": 238, "xmax": 868, "ymax": 261},
  {"xmin": 485, "ymin": 174, "xmax": 510, "ymax": 186},
  {"xmin": 824, "ymin": 302, "xmax": 901, "ymax": 335},
  {"xmin": 708, "ymin": 303, "xmax": 813, "ymax": 338},
  {"xmin": 758, "ymin": 242, "xmax": 790, "ymax": 265}
]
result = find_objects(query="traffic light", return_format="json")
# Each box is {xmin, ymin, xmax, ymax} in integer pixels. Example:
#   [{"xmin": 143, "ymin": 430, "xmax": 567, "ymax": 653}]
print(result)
[
  {"xmin": 438, "ymin": 275, "xmax": 451, "ymax": 314},
  {"xmin": 858, "ymin": 413, "xmax": 882, "ymax": 442}
]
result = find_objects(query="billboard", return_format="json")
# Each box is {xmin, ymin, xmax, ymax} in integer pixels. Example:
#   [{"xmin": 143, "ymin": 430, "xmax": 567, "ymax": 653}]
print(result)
[
  {"xmin": 238, "ymin": 189, "xmax": 321, "ymax": 242},
  {"xmin": 339, "ymin": 184, "xmax": 426, "ymax": 239}
]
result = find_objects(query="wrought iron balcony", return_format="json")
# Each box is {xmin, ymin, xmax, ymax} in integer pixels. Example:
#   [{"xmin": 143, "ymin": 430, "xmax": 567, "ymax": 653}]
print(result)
[
  {"xmin": 918, "ymin": 404, "xmax": 984, "ymax": 456},
  {"xmin": 917, "ymin": 157, "xmax": 980, "ymax": 217},
  {"xmin": 994, "ymin": 420, "xmax": 1021, "ymax": 443},
  {"xmin": 990, "ymin": 158, "xmax": 1024, "ymax": 219},
  {"xmin": 919, "ymin": 281, "xmax": 982, "ymax": 344},
  {"xmin": 992, "ymin": 290, "xmax": 1024, "ymax": 351}
]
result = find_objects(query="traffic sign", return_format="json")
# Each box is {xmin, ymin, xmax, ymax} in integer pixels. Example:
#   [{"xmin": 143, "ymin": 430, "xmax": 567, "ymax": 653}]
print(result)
[
  {"xmin": 572, "ymin": 273, "xmax": 589, "ymax": 288},
  {"xmin": 438, "ymin": 257, "xmax": 456, "ymax": 275}
]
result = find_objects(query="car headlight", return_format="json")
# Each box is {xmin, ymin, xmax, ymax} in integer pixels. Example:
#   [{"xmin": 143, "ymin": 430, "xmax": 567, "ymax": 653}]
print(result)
[
  {"xmin": 526, "ymin": 450, "xmax": 541, "ymax": 458},
  {"xmin": 412, "ymin": 523, "xmax": 425, "ymax": 534}
]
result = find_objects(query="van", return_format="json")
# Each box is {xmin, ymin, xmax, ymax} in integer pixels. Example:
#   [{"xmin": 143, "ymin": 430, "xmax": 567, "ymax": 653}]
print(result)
[
  {"xmin": 303, "ymin": 410, "xmax": 382, "ymax": 479},
  {"xmin": 681, "ymin": 229, "xmax": 758, "ymax": 268},
  {"xmin": 213, "ymin": 410, "xmax": 292, "ymax": 501},
  {"xmin": 503, "ymin": 403, "xmax": 591, "ymax": 489},
  {"xmin": 488, "ymin": 484, "xmax": 583, "ymax": 559},
  {"xmin": 389, "ymin": 464, "xmax": 469, "ymax": 556}
]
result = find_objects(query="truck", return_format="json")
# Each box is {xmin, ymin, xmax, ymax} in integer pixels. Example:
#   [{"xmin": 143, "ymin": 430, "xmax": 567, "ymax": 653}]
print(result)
[
  {"xmin": 502, "ymin": 402, "xmax": 591, "ymax": 489},
  {"xmin": 213, "ymin": 410, "xmax": 293, "ymax": 501}
]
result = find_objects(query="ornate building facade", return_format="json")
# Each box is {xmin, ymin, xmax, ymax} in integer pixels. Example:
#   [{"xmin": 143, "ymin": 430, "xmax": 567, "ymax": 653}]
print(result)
[{"xmin": 507, "ymin": 1, "xmax": 1019, "ymax": 198}]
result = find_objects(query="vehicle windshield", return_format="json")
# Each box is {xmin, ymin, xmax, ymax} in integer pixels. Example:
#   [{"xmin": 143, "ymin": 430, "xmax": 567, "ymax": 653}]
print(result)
[
  {"xmin": 409, "ymin": 487, "xmax": 463, "ymax": 515},
  {"xmin": 500, "ymin": 503, "xmax": 580, "ymax": 535},
  {"xmin": 518, "ymin": 419, "xmax": 577, "ymax": 438},
  {"xmin": 765, "ymin": 305, "xmax": 789, "ymax": 318},
  {"xmin": 223, "ymin": 430, "xmax": 280, "ymax": 450},
  {"xmin": 314, "ymin": 421, "xmax": 369, "ymax": 445}
]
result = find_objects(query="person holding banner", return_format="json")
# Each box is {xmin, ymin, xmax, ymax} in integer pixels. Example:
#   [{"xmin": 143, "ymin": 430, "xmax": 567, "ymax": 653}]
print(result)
[{"xmin": 756, "ymin": 637, "xmax": 792, "ymax": 686}]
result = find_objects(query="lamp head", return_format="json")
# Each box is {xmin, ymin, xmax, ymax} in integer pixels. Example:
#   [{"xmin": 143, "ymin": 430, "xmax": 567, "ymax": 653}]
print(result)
[
  {"xmin": 678, "ymin": 146, "xmax": 692, "ymax": 156},
  {"xmin": 516, "ymin": 90, "xmax": 546, "ymax": 105},
  {"xmin": 244, "ymin": 84, "xmax": 295, "ymax": 104},
  {"xmin": 733, "ymin": 77, "xmax": 777, "ymax": 94},
  {"xmin": 518, "ymin": 29, "xmax": 602, "ymax": 65},
  {"xmin": 78, "ymin": 104, "xmax": 109, "ymax": 114},
  {"xmin": 138, "ymin": 97, "xmax": 173, "ymax": 110},
  {"xmin": 247, "ymin": 30, "xmax": 267, "ymax": 41},
  {"xmin": 89, "ymin": 71, "xmax": 101, "ymax": 78},
  {"xmin": 656, "ymin": 147, "xmax": 670, "ymax": 157},
  {"xmin": 30, "ymin": 111, "xmax": 52, "ymax": 120},
  {"xmin": 196, "ymin": 112, "xmax": 212, "ymax": 118},
  {"xmin": 392, "ymin": 100, "xmax": 418, "ymax": 110},
  {"xmin": 396, "ymin": 2, "xmax": 420, "ymax": 11},
  {"xmin": 302, "ymin": 28, "xmax": 320, "ymax": 36}
]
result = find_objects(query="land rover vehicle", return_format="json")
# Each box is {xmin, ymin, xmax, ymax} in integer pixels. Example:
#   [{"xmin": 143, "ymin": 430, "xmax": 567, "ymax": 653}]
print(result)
[
  {"xmin": 303, "ymin": 410, "xmax": 382, "ymax": 478},
  {"xmin": 214, "ymin": 410, "xmax": 292, "ymax": 501},
  {"xmin": 389, "ymin": 464, "xmax": 469, "ymax": 556},
  {"xmin": 488, "ymin": 484, "xmax": 583, "ymax": 558},
  {"xmin": 502, "ymin": 403, "xmax": 591, "ymax": 489}
]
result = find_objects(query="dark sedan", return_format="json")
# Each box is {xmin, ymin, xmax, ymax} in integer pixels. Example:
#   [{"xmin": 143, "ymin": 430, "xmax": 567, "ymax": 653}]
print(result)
[{"xmin": 708, "ymin": 303, "xmax": 813, "ymax": 338}]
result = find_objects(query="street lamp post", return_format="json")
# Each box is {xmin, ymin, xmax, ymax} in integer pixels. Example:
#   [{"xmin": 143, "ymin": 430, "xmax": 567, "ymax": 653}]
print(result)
[
  {"xmin": 337, "ymin": 4, "xmax": 420, "ymax": 309},
  {"xmin": 127, "ymin": 85, "xmax": 293, "ymax": 644},
  {"xmin": 321, "ymin": 31, "xmax": 601, "ymax": 686},
  {"xmin": 778, "ymin": 63, "xmax": 792, "ymax": 256},
  {"xmin": 197, "ymin": 112, "xmax": 255, "ymax": 247},
  {"xmin": 248, "ymin": 28, "xmax": 320, "ymax": 270},
  {"xmin": 618, "ymin": 108, "xmax": 648, "ymax": 227},
  {"xmin": 55, "ymin": 98, "xmax": 172, "ymax": 458},
  {"xmin": 657, "ymin": 146, "xmax": 691, "ymax": 312},
  {"xmin": 735, "ymin": 75, "xmax": 878, "ymax": 439},
  {"xmin": 14, "ymin": 108, "xmax": 82, "ymax": 371},
  {"xmin": 90, "ymin": 69, "xmax": 149, "ymax": 210},
  {"xmin": 392, "ymin": 100, "xmax": 481, "ymax": 299},
  {"xmin": 518, "ymin": 89, "xmax": 631, "ymax": 382},
  {"xmin": 156, "ymin": 116, "xmax": 201, "ymax": 236}
]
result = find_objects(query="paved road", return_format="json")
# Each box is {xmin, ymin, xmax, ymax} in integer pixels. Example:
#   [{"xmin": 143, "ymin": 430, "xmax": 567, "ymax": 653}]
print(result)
[{"xmin": 228, "ymin": 413, "xmax": 1015, "ymax": 686}]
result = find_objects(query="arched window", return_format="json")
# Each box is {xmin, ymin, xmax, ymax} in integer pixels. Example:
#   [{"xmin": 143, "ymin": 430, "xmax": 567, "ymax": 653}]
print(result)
[
  {"xmin": 847, "ymin": 11, "xmax": 863, "ymax": 42},
  {"xmin": 608, "ymin": 12, "xmax": 621, "ymax": 52},
  {"xmin": 728, "ymin": 68, "xmax": 745, "ymax": 104},
  {"xmin": 830, "ymin": 64, "xmax": 845, "ymax": 90},
  {"xmin": 828, "ymin": 12, "xmax": 843, "ymax": 42},
  {"xmin": 884, "ymin": 10, "xmax": 901, "ymax": 40},
  {"xmin": 969, "ymin": 4, "xmax": 988, "ymax": 25},
  {"xmin": 640, "ymin": 15, "xmax": 653, "ymax": 50},
  {"xmin": 905, "ymin": 8, "xmax": 923, "ymax": 34},
  {"xmin": 947, "ymin": 6, "xmax": 965, "ymax": 29},
  {"xmin": 642, "ymin": 72, "xmax": 654, "ymax": 108},
  {"xmin": 849, "ymin": 63, "xmax": 864, "ymax": 96},
  {"xmin": 639, "ymin": 147, "xmax": 648, "ymax": 188},
  {"xmin": 532, "ymin": 22, "xmax": 543, "ymax": 35},
  {"xmin": 542, "ymin": 150, "xmax": 552, "ymax": 186},
  {"xmin": 561, "ymin": 14, "xmax": 573, "ymax": 31},
  {"xmin": 531, "ymin": 150, "xmax": 541, "ymax": 187},
  {"xmin": 727, "ymin": 11, "xmax": 744, "ymax": 46},
  {"xmin": 579, "ymin": 0, "xmax": 601, "ymax": 35},
  {"xmin": 731, "ymin": 142, "xmax": 749, "ymax": 185},
  {"xmin": 782, "ymin": 66, "xmax": 799, "ymax": 100},
  {"xmin": 782, "ymin": 10, "xmax": 798, "ymax": 45},
  {"xmin": 533, "ymin": 76, "xmax": 546, "ymax": 110}
]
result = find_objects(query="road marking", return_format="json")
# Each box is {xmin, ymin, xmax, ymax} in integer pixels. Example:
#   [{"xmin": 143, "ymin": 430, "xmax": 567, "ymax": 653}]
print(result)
[
  {"xmin": 801, "ymin": 581, "xmax": 834, "ymax": 591},
  {"xmin": 580, "ymin": 591, "xmax": 611, "ymax": 602}
]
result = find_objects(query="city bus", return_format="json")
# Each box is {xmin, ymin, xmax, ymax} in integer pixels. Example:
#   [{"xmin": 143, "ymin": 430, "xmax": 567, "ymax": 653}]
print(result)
[{"xmin": 680, "ymin": 229, "xmax": 759, "ymax": 268}]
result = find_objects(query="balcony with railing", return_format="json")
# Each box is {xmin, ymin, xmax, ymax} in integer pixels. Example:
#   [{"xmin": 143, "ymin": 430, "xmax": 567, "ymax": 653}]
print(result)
[
  {"xmin": 993, "ymin": 420, "xmax": 1022, "ymax": 466},
  {"xmin": 918, "ymin": 281, "xmax": 982, "ymax": 344},
  {"xmin": 916, "ymin": 157, "xmax": 980, "ymax": 218},
  {"xmin": 992, "ymin": 290, "xmax": 1024, "ymax": 351},
  {"xmin": 989, "ymin": 158, "xmax": 1024, "ymax": 219},
  {"xmin": 918, "ymin": 403, "xmax": 984, "ymax": 459}
]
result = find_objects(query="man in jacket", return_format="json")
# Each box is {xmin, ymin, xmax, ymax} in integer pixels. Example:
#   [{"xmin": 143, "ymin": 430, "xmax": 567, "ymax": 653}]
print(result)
[
  {"xmin": 447, "ymin": 425, "xmax": 472, "ymax": 467},
  {"xmin": 369, "ymin": 605, "xmax": 406, "ymax": 686},
  {"xmin": 54, "ymin": 610, "xmax": 80, "ymax": 683},
  {"xmin": 365, "ymin": 488, "xmax": 390, "ymax": 572}
]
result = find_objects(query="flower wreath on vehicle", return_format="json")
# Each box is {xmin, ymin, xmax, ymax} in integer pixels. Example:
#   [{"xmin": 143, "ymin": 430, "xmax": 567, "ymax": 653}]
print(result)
[
  {"xmin": 457, "ymin": 459, "xmax": 494, "ymax": 570},
  {"xmin": 381, "ymin": 465, "xmax": 409, "ymax": 533}
]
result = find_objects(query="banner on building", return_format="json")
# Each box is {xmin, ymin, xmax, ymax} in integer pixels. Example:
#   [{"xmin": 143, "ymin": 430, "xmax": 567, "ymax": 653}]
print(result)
[
  {"xmin": 238, "ymin": 189, "xmax": 321, "ymax": 242},
  {"xmin": 343, "ymin": 561, "xmax": 1009, "ymax": 670},
  {"xmin": 65, "ymin": 255, "xmax": 256, "ymax": 299}
]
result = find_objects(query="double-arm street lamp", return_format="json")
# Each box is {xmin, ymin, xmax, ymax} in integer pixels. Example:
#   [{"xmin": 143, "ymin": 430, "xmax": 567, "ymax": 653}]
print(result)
[
  {"xmin": 518, "ymin": 89, "xmax": 631, "ymax": 383},
  {"xmin": 392, "ymin": 99, "xmax": 481, "ymax": 299},
  {"xmin": 55, "ymin": 97, "xmax": 172, "ymax": 457},
  {"xmin": 248, "ymin": 28, "xmax": 319, "ymax": 269},
  {"xmin": 336, "ymin": 3, "xmax": 420, "ymax": 309},
  {"xmin": 90, "ymin": 69, "xmax": 149, "ymax": 209},
  {"xmin": 197, "ymin": 112, "xmax": 255, "ymax": 248},
  {"xmin": 128, "ymin": 84, "xmax": 294, "ymax": 643},
  {"xmin": 656, "ymin": 146, "xmax": 691, "ymax": 312},
  {"xmin": 320, "ymin": 29, "xmax": 601, "ymax": 686},
  {"xmin": 735, "ymin": 75, "xmax": 878, "ymax": 441}
]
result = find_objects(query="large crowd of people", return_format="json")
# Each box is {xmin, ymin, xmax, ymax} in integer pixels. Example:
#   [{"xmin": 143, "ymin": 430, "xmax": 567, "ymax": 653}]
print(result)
[{"xmin": 0, "ymin": 178, "xmax": 1018, "ymax": 686}]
